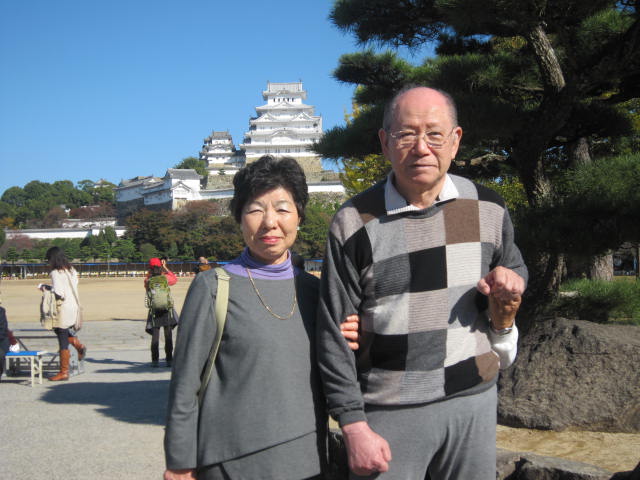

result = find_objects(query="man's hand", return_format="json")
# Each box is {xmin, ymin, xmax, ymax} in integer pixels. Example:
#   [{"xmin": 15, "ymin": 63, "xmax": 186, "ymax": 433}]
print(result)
[
  {"xmin": 342, "ymin": 421, "xmax": 392, "ymax": 475},
  {"xmin": 163, "ymin": 468, "xmax": 196, "ymax": 480},
  {"xmin": 477, "ymin": 266, "xmax": 525, "ymax": 299},
  {"xmin": 477, "ymin": 266, "xmax": 524, "ymax": 329},
  {"xmin": 340, "ymin": 314, "xmax": 360, "ymax": 350}
]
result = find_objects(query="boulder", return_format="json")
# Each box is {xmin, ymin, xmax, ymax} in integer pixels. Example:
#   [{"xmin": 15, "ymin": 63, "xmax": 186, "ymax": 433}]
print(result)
[
  {"xmin": 496, "ymin": 450, "xmax": 613, "ymax": 479},
  {"xmin": 498, "ymin": 318, "xmax": 640, "ymax": 432}
]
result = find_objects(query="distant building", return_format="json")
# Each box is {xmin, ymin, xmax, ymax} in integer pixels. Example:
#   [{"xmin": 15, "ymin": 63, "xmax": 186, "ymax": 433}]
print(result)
[
  {"xmin": 116, "ymin": 81, "xmax": 343, "ymax": 219},
  {"xmin": 200, "ymin": 130, "xmax": 244, "ymax": 176},
  {"xmin": 239, "ymin": 81, "xmax": 323, "ymax": 175},
  {"xmin": 5, "ymin": 222, "xmax": 126, "ymax": 241},
  {"xmin": 115, "ymin": 169, "xmax": 202, "ymax": 219}
]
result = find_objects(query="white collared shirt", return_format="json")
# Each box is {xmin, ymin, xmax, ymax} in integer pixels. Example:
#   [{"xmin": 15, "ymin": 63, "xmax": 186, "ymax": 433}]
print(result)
[{"xmin": 384, "ymin": 172, "xmax": 459, "ymax": 215}]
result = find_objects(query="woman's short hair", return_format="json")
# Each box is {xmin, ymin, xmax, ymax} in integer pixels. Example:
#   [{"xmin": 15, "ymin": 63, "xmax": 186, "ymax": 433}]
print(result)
[
  {"xmin": 45, "ymin": 246, "xmax": 72, "ymax": 271},
  {"xmin": 230, "ymin": 155, "xmax": 309, "ymax": 223}
]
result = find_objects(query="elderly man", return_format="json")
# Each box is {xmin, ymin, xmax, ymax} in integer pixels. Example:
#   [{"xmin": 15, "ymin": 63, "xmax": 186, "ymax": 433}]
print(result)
[{"xmin": 317, "ymin": 86, "xmax": 527, "ymax": 479}]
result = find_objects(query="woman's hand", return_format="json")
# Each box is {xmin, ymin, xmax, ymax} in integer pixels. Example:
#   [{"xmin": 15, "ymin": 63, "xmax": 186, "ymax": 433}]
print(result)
[
  {"xmin": 163, "ymin": 468, "xmax": 196, "ymax": 480},
  {"xmin": 340, "ymin": 314, "xmax": 360, "ymax": 351}
]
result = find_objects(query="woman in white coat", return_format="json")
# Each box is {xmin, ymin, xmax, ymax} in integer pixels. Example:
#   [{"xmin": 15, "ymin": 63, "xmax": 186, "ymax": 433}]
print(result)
[{"xmin": 40, "ymin": 246, "xmax": 86, "ymax": 381}]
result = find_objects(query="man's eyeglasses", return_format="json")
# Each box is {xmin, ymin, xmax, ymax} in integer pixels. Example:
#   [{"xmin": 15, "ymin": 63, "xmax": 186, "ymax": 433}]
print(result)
[{"xmin": 388, "ymin": 128, "xmax": 455, "ymax": 149}]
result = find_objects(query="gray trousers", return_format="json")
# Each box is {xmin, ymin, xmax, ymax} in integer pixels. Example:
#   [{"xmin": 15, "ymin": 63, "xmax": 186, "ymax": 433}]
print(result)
[{"xmin": 351, "ymin": 385, "xmax": 497, "ymax": 480}]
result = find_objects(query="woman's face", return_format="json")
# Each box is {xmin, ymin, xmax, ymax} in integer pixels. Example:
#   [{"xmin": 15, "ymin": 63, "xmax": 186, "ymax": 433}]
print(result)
[{"xmin": 241, "ymin": 187, "xmax": 300, "ymax": 265}]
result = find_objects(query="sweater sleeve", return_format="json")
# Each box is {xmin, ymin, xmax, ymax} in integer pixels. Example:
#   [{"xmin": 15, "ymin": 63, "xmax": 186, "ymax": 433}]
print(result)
[
  {"xmin": 487, "ymin": 207, "xmax": 526, "ymax": 366},
  {"xmin": 50, "ymin": 269, "xmax": 68, "ymax": 300},
  {"xmin": 316, "ymin": 227, "xmax": 367, "ymax": 427},
  {"xmin": 165, "ymin": 271, "xmax": 178, "ymax": 286},
  {"xmin": 164, "ymin": 271, "xmax": 217, "ymax": 470},
  {"xmin": 495, "ymin": 207, "xmax": 528, "ymax": 285}
]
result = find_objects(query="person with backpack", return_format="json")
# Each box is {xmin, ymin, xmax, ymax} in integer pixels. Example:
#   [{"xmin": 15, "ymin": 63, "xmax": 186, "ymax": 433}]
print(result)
[{"xmin": 145, "ymin": 257, "xmax": 178, "ymax": 367}]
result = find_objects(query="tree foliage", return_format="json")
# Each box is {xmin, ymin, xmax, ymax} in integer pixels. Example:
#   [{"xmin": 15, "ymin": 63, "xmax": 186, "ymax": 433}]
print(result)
[
  {"xmin": 318, "ymin": 0, "xmax": 640, "ymax": 308},
  {"xmin": 0, "ymin": 178, "xmax": 116, "ymax": 228},
  {"xmin": 174, "ymin": 156, "xmax": 208, "ymax": 179}
]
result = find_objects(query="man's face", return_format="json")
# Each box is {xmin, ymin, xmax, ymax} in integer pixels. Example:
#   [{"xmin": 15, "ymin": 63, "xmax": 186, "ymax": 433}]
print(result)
[{"xmin": 379, "ymin": 88, "xmax": 462, "ymax": 199}]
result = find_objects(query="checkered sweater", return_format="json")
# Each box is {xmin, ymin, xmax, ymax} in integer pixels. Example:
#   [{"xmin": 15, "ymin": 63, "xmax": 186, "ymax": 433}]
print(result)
[{"xmin": 317, "ymin": 174, "xmax": 528, "ymax": 426}]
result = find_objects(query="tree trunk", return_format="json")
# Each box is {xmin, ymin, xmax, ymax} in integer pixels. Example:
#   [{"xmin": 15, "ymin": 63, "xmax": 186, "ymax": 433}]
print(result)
[
  {"xmin": 589, "ymin": 253, "xmax": 614, "ymax": 281},
  {"xmin": 567, "ymin": 136, "xmax": 591, "ymax": 168},
  {"xmin": 519, "ymin": 251, "xmax": 565, "ymax": 335},
  {"xmin": 524, "ymin": 23, "xmax": 566, "ymax": 92}
]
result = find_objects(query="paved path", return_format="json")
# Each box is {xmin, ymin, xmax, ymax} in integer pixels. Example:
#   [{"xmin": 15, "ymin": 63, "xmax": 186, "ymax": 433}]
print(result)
[{"xmin": 1, "ymin": 320, "xmax": 172, "ymax": 480}]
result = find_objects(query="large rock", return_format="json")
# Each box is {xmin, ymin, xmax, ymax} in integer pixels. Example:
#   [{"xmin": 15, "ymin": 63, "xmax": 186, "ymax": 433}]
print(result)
[
  {"xmin": 496, "ymin": 449, "xmax": 613, "ymax": 480},
  {"xmin": 498, "ymin": 318, "xmax": 640, "ymax": 432}
]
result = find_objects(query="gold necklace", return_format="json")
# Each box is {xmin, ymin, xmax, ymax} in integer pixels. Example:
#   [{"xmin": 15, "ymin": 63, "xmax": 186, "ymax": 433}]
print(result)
[{"xmin": 246, "ymin": 267, "xmax": 297, "ymax": 320}]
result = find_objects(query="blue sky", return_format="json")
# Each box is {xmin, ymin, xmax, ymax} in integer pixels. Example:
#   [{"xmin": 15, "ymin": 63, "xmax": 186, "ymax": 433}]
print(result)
[{"xmin": 0, "ymin": 1, "xmax": 432, "ymax": 196}]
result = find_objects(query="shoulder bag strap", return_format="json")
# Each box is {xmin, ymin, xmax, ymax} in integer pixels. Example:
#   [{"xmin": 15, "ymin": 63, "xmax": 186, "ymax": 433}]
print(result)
[{"xmin": 197, "ymin": 267, "xmax": 230, "ymax": 405}]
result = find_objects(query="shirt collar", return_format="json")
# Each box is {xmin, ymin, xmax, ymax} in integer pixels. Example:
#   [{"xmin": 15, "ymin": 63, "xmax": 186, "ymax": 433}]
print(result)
[{"xmin": 384, "ymin": 172, "xmax": 459, "ymax": 215}]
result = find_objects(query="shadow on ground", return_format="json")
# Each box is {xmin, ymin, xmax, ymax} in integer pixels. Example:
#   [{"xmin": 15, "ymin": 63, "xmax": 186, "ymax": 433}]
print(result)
[
  {"xmin": 40, "ymin": 379, "xmax": 170, "ymax": 425},
  {"xmin": 83, "ymin": 357, "xmax": 173, "ymax": 373}
]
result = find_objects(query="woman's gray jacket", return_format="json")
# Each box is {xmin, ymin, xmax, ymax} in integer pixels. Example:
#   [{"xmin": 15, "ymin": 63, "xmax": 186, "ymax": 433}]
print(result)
[{"xmin": 164, "ymin": 267, "xmax": 325, "ymax": 471}]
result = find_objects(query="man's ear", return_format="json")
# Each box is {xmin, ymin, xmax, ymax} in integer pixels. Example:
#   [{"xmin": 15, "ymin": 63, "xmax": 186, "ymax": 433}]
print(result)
[{"xmin": 379, "ymin": 128, "xmax": 389, "ymax": 157}]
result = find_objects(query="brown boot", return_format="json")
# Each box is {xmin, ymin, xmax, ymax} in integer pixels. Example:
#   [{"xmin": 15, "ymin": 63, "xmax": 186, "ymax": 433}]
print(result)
[
  {"xmin": 68, "ymin": 336, "xmax": 86, "ymax": 360},
  {"xmin": 49, "ymin": 349, "xmax": 70, "ymax": 381}
]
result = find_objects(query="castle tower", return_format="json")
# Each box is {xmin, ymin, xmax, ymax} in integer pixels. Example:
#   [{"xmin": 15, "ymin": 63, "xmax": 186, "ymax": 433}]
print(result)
[
  {"xmin": 200, "ymin": 130, "xmax": 243, "ymax": 175},
  {"xmin": 239, "ymin": 81, "xmax": 322, "ymax": 173}
]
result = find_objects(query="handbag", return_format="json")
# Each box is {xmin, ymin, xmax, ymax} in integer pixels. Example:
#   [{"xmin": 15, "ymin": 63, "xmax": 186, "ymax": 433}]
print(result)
[
  {"xmin": 64, "ymin": 269, "xmax": 84, "ymax": 331},
  {"xmin": 197, "ymin": 267, "xmax": 230, "ymax": 405},
  {"xmin": 40, "ymin": 288, "xmax": 59, "ymax": 330}
]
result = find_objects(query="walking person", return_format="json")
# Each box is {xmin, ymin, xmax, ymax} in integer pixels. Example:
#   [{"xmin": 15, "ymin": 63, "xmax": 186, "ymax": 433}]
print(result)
[
  {"xmin": 145, "ymin": 257, "xmax": 178, "ymax": 367},
  {"xmin": 163, "ymin": 155, "xmax": 359, "ymax": 480},
  {"xmin": 40, "ymin": 246, "xmax": 87, "ymax": 381}
]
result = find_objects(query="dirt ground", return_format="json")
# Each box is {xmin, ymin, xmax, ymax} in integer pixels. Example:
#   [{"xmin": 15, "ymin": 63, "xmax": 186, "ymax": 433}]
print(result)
[{"xmin": 1, "ymin": 277, "xmax": 639, "ymax": 473}]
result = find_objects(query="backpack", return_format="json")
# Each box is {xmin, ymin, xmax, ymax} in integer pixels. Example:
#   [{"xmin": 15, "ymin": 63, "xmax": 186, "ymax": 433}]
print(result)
[{"xmin": 146, "ymin": 275, "xmax": 173, "ymax": 313}]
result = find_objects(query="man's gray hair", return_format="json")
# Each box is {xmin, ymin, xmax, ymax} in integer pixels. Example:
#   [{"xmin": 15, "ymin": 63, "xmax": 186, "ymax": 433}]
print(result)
[{"xmin": 382, "ymin": 84, "xmax": 459, "ymax": 131}]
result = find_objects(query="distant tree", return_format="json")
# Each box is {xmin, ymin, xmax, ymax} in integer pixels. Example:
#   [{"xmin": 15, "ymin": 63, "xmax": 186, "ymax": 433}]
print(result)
[
  {"xmin": 180, "ymin": 243, "xmax": 194, "ymax": 261},
  {"xmin": 340, "ymin": 154, "xmax": 391, "ymax": 196},
  {"xmin": 296, "ymin": 200, "xmax": 341, "ymax": 258},
  {"xmin": 0, "ymin": 226, "xmax": 5, "ymax": 249},
  {"xmin": 113, "ymin": 238, "xmax": 137, "ymax": 262},
  {"xmin": 20, "ymin": 248, "xmax": 33, "ymax": 262},
  {"xmin": 38, "ymin": 206, "xmax": 68, "ymax": 228},
  {"xmin": 139, "ymin": 242, "xmax": 158, "ymax": 260},
  {"xmin": 103, "ymin": 226, "xmax": 117, "ymax": 245},
  {"xmin": 175, "ymin": 156, "xmax": 208, "ymax": 178},
  {"xmin": 125, "ymin": 209, "xmax": 173, "ymax": 251},
  {"xmin": 167, "ymin": 241, "xmax": 179, "ymax": 259},
  {"xmin": 80, "ymin": 246, "xmax": 92, "ymax": 262},
  {"xmin": 6, "ymin": 247, "xmax": 18, "ymax": 263},
  {"xmin": 1, "ymin": 186, "xmax": 28, "ymax": 207},
  {"xmin": 205, "ymin": 216, "xmax": 244, "ymax": 261},
  {"xmin": 68, "ymin": 203, "xmax": 116, "ymax": 219},
  {"xmin": 77, "ymin": 179, "xmax": 116, "ymax": 205}
]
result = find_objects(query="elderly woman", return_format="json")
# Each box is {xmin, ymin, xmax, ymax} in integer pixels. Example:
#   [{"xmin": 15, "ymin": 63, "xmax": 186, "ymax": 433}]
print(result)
[{"xmin": 164, "ymin": 156, "xmax": 357, "ymax": 480}]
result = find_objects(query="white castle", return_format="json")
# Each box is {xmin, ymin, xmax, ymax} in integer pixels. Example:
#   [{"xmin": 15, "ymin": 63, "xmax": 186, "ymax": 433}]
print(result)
[{"xmin": 116, "ymin": 81, "xmax": 342, "ymax": 218}]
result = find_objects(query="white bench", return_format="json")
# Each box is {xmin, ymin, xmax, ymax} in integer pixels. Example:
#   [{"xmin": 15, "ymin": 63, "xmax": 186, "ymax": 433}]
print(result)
[{"xmin": 5, "ymin": 350, "xmax": 47, "ymax": 386}]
